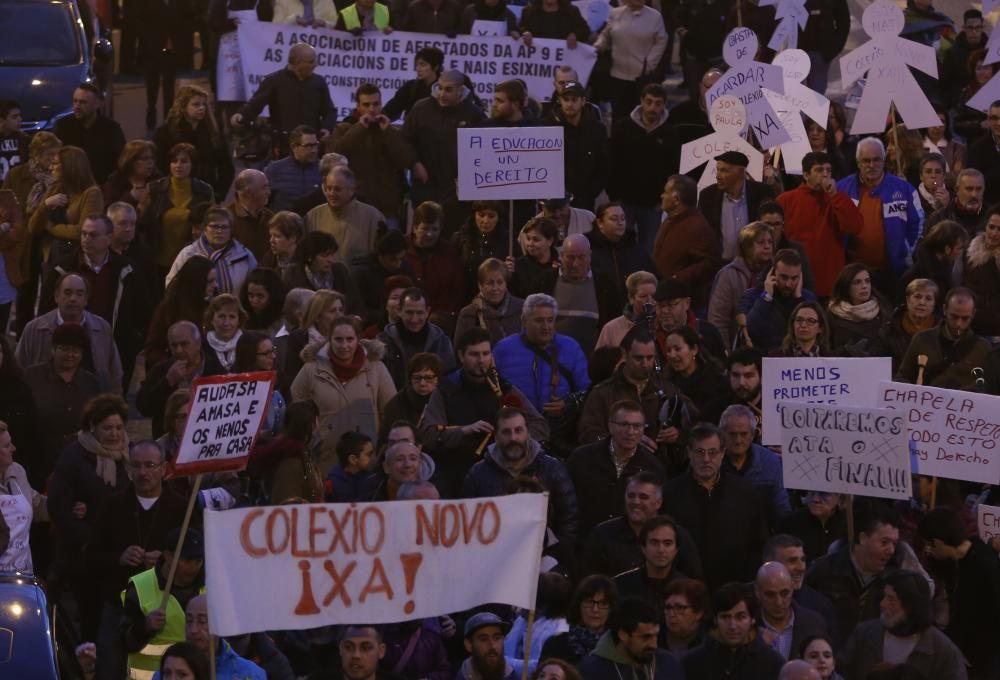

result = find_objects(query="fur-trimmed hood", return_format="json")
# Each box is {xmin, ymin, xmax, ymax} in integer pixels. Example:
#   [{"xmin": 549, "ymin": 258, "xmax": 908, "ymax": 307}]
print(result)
[
  {"xmin": 301, "ymin": 337, "xmax": 386, "ymax": 363},
  {"xmin": 965, "ymin": 233, "xmax": 1000, "ymax": 270}
]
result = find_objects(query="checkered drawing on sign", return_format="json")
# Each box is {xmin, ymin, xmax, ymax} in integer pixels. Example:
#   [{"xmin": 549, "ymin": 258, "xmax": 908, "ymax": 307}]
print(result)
[
  {"xmin": 870, "ymin": 436, "xmax": 899, "ymax": 464},
  {"xmin": 791, "ymin": 454, "xmax": 820, "ymax": 482}
]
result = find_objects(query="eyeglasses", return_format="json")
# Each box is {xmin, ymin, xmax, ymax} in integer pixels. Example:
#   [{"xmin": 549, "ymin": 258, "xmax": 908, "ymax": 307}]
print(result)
[
  {"xmin": 611, "ymin": 421, "xmax": 644, "ymax": 431},
  {"xmin": 665, "ymin": 604, "xmax": 692, "ymax": 613},
  {"xmin": 582, "ymin": 599, "xmax": 610, "ymax": 610},
  {"xmin": 256, "ymin": 347, "xmax": 278, "ymax": 356},
  {"xmin": 205, "ymin": 222, "xmax": 231, "ymax": 231},
  {"xmin": 793, "ymin": 317, "xmax": 820, "ymax": 326},
  {"xmin": 411, "ymin": 373, "xmax": 438, "ymax": 383},
  {"xmin": 127, "ymin": 461, "xmax": 163, "ymax": 471}
]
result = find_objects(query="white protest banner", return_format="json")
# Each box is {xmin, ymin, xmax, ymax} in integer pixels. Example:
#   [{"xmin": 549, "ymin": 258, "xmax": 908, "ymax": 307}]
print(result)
[
  {"xmin": 838, "ymin": 0, "xmax": 939, "ymax": 133},
  {"xmin": 457, "ymin": 127, "xmax": 565, "ymax": 200},
  {"xmin": 761, "ymin": 357, "xmax": 892, "ymax": 445},
  {"xmin": 680, "ymin": 96, "xmax": 764, "ymax": 191},
  {"xmin": 705, "ymin": 27, "xmax": 790, "ymax": 149},
  {"xmin": 977, "ymin": 504, "xmax": 1000, "ymax": 543},
  {"xmin": 764, "ymin": 49, "xmax": 830, "ymax": 175},
  {"xmin": 779, "ymin": 402, "xmax": 911, "ymax": 500},
  {"xmin": 171, "ymin": 371, "xmax": 276, "ymax": 476},
  {"xmin": 877, "ymin": 381, "xmax": 1000, "ymax": 484},
  {"xmin": 234, "ymin": 21, "xmax": 597, "ymax": 118},
  {"xmin": 205, "ymin": 494, "xmax": 548, "ymax": 636}
]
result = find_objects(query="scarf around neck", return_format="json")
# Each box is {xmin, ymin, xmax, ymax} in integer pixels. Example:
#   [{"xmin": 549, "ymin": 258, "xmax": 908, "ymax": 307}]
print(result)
[
  {"xmin": 829, "ymin": 298, "xmax": 880, "ymax": 322},
  {"xmin": 78, "ymin": 429, "xmax": 129, "ymax": 487},
  {"xmin": 196, "ymin": 235, "xmax": 236, "ymax": 292},
  {"xmin": 207, "ymin": 330, "xmax": 242, "ymax": 370},
  {"xmin": 328, "ymin": 344, "xmax": 367, "ymax": 383}
]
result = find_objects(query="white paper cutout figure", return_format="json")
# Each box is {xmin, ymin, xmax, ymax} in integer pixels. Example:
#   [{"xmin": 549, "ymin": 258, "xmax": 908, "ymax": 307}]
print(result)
[
  {"xmin": 839, "ymin": 0, "xmax": 940, "ymax": 134},
  {"xmin": 704, "ymin": 27, "xmax": 792, "ymax": 149},
  {"xmin": 681, "ymin": 96, "xmax": 766, "ymax": 192},
  {"xmin": 967, "ymin": 5, "xmax": 1000, "ymax": 110},
  {"xmin": 763, "ymin": 49, "xmax": 830, "ymax": 175},
  {"xmin": 759, "ymin": 0, "xmax": 808, "ymax": 51}
]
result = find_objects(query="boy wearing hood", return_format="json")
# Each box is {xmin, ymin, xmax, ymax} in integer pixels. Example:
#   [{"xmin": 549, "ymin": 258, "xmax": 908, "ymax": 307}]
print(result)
[{"xmin": 579, "ymin": 597, "xmax": 684, "ymax": 680}]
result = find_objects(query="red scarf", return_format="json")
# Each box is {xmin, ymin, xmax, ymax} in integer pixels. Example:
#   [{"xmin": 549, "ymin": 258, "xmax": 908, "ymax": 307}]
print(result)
[{"xmin": 330, "ymin": 345, "xmax": 366, "ymax": 383}]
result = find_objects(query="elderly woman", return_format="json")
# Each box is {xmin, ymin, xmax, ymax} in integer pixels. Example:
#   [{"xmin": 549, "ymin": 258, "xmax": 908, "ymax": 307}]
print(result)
[
  {"xmin": 143, "ymin": 142, "xmax": 215, "ymax": 282},
  {"xmin": 708, "ymin": 221, "xmax": 773, "ymax": 349},
  {"xmin": 282, "ymin": 230, "xmax": 363, "ymax": 314},
  {"xmin": 662, "ymin": 578, "xmax": 709, "ymax": 658},
  {"xmin": 202, "ymin": 293, "xmax": 247, "ymax": 373},
  {"xmin": 0, "ymin": 419, "xmax": 49, "ymax": 573},
  {"xmin": 261, "ymin": 210, "xmax": 304, "ymax": 275},
  {"xmin": 28, "ymin": 145, "xmax": 102, "ymax": 262},
  {"xmin": 101, "ymin": 139, "xmax": 159, "ymax": 210},
  {"xmin": 1, "ymin": 131, "xmax": 61, "ymax": 218},
  {"xmin": 454, "ymin": 258, "xmax": 525, "ymax": 346},
  {"xmin": 595, "ymin": 270, "xmax": 657, "ymax": 350},
  {"xmin": 379, "ymin": 352, "xmax": 443, "ymax": 444},
  {"xmin": 879, "ymin": 279, "xmax": 939, "ymax": 371},
  {"xmin": 290, "ymin": 316, "xmax": 396, "ymax": 475},
  {"xmin": 960, "ymin": 206, "xmax": 1000, "ymax": 340},
  {"xmin": 166, "ymin": 205, "xmax": 257, "ymax": 295},
  {"xmin": 540, "ymin": 575, "xmax": 618, "ymax": 665},
  {"xmin": 774, "ymin": 301, "xmax": 831, "ymax": 358},
  {"xmin": 827, "ymin": 263, "xmax": 892, "ymax": 356}
]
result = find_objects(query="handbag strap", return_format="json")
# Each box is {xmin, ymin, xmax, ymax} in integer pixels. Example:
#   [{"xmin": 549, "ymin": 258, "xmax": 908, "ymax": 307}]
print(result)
[{"xmin": 392, "ymin": 628, "xmax": 422, "ymax": 675}]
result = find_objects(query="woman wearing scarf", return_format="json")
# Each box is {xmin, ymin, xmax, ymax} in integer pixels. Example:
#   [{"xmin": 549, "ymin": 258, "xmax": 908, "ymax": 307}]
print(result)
[
  {"xmin": 165, "ymin": 205, "xmax": 257, "ymax": 295},
  {"xmin": 540, "ymin": 575, "xmax": 618, "ymax": 665},
  {"xmin": 708, "ymin": 222, "xmax": 773, "ymax": 349},
  {"xmin": 290, "ymin": 316, "xmax": 396, "ymax": 476},
  {"xmin": 454, "ymin": 258, "xmax": 525, "ymax": 347},
  {"xmin": 876, "ymin": 279, "xmax": 939, "ymax": 372},
  {"xmin": 202, "ymin": 293, "xmax": 247, "ymax": 373},
  {"xmin": 826, "ymin": 263, "xmax": 892, "ymax": 356},
  {"xmin": 594, "ymin": 270, "xmax": 657, "ymax": 351},
  {"xmin": 47, "ymin": 394, "xmax": 130, "ymax": 641},
  {"xmin": 775, "ymin": 301, "xmax": 832, "ymax": 358}
]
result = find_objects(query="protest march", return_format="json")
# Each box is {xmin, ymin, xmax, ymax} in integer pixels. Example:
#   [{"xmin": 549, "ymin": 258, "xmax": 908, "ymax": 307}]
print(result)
[{"xmin": 4, "ymin": 0, "xmax": 1000, "ymax": 678}]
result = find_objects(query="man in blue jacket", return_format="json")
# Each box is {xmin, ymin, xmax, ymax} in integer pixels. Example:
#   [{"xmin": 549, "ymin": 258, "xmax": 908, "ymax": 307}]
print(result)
[
  {"xmin": 837, "ymin": 137, "xmax": 923, "ymax": 293},
  {"xmin": 719, "ymin": 404, "xmax": 791, "ymax": 528}
]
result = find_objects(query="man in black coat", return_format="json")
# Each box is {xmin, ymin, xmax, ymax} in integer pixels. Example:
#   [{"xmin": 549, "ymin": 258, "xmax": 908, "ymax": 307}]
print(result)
[
  {"xmin": 753, "ymin": 562, "xmax": 827, "ymax": 660},
  {"xmin": 567, "ymin": 399, "xmax": 665, "ymax": 537},
  {"xmin": 545, "ymin": 82, "xmax": 610, "ymax": 212},
  {"xmin": 923, "ymin": 167, "xmax": 985, "ymax": 235},
  {"xmin": 967, "ymin": 101, "xmax": 1000, "ymax": 208},
  {"xmin": 660, "ymin": 423, "xmax": 767, "ymax": 590},
  {"xmin": 608, "ymin": 83, "xmax": 680, "ymax": 253},
  {"xmin": 763, "ymin": 534, "xmax": 839, "ymax": 646},
  {"xmin": 697, "ymin": 151, "xmax": 773, "ymax": 262},
  {"xmin": 54, "ymin": 83, "xmax": 125, "ymax": 185}
]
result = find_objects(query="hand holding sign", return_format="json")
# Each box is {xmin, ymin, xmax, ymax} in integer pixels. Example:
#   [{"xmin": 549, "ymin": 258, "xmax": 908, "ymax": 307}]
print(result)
[
  {"xmin": 839, "ymin": 0, "xmax": 939, "ymax": 133},
  {"xmin": 705, "ymin": 28, "xmax": 791, "ymax": 149},
  {"xmin": 680, "ymin": 96, "xmax": 764, "ymax": 191},
  {"xmin": 763, "ymin": 50, "xmax": 831, "ymax": 175}
]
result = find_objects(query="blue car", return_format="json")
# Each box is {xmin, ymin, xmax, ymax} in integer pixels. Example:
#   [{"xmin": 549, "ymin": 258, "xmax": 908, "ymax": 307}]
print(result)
[
  {"xmin": 0, "ymin": 573, "xmax": 59, "ymax": 679},
  {"xmin": 0, "ymin": 0, "xmax": 113, "ymax": 132}
]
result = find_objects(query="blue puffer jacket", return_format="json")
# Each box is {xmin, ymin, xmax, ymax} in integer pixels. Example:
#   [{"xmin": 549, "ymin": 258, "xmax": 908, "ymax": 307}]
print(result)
[
  {"xmin": 837, "ymin": 173, "xmax": 924, "ymax": 275},
  {"xmin": 263, "ymin": 156, "xmax": 321, "ymax": 212},
  {"xmin": 493, "ymin": 333, "xmax": 591, "ymax": 412}
]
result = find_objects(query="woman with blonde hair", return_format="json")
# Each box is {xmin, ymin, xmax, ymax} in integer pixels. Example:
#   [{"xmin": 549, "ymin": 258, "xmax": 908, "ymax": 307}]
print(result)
[
  {"xmin": 202, "ymin": 293, "xmax": 248, "ymax": 373},
  {"xmin": 281, "ymin": 289, "xmax": 348, "ymax": 391},
  {"xmin": 153, "ymin": 85, "xmax": 233, "ymax": 197},
  {"xmin": 594, "ymin": 269, "xmax": 657, "ymax": 350},
  {"xmin": 101, "ymin": 139, "xmax": 159, "ymax": 210},
  {"xmin": 28, "ymin": 145, "xmax": 102, "ymax": 262},
  {"xmin": 708, "ymin": 221, "xmax": 773, "ymax": 348}
]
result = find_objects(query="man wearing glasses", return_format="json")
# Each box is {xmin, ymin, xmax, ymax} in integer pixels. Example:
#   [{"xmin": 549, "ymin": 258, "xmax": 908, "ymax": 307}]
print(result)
[
  {"xmin": 661, "ymin": 423, "xmax": 767, "ymax": 590},
  {"xmin": 264, "ymin": 126, "xmax": 321, "ymax": 213},
  {"xmin": 837, "ymin": 138, "xmax": 923, "ymax": 295},
  {"xmin": 227, "ymin": 169, "xmax": 274, "ymax": 260},
  {"xmin": 86, "ymin": 439, "xmax": 188, "ymax": 680}
]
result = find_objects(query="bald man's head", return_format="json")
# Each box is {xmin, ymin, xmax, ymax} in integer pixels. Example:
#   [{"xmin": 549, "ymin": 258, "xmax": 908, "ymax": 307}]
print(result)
[
  {"xmin": 289, "ymin": 44, "xmax": 317, "ymax": 79},
  {"xmin": 755, "ymin": 561, "xmax": 794, "ymax": 625},
  {"xmin": 779, "ymin": 660, "xmax": 821, "ymax": 680},
  {"xmin": 185, "ymin": 595, "xmax": 211, "ymax": 656},
  {"xmin": 561, "ymin": 233, "xmax": 592, "ymax": 281}
]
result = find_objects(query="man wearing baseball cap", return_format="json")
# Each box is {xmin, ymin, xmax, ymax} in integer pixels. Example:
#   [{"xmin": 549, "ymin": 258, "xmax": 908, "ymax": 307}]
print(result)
[
  {"xmin": 545, "ymin": 82, "xmax": 609, "ymax": 212},
  {"xmin": 697, "ymin": 150, "xmax": 774, "ymax": 261},
  {"xmin": 457, "ymin": 612, "xmax": 522, "ymax": 680}
]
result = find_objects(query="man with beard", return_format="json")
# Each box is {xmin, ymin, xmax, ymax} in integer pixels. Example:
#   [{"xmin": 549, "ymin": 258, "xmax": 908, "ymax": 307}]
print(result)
[
  {"xmin": 457, "ymin": 613, "xmax": 520, "ymax": 680},
  {"xmin": 724, "ymin": 348, "xmax": 763, "ymax": 440},
  {"xmin": 420, "ymin": 327, "xmax": 547, "ymax": 497},
  {"xmin": 738, "ymin": 249, "xmax": 816, "ymax": 354},
  {"xmin": 924, "ymin": 168, "xmax": 985, "ymax": 235},
  {"xmin": 682, "ymin": 583, "xmax": 785, "ymax": 680},
  {"xmin": 840, "ymin": 570, "xmax": 966, "ymax": 680},
  {"xmin": 579, "ymin": 598, "xmax": 684, "ymax": 680},
  {"xmin": 462, "ymin": 407, "xmax": 577, "ymax": 551}
]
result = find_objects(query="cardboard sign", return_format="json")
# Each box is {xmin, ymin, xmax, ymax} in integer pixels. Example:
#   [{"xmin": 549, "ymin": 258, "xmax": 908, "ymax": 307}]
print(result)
[
  {"xmin": 457, "ymin": 127, "xmax": 566, "ymax": 200},
  {"xmin": 779, "ymin": 403, "xmax": 912, "ymax": 500},
  {"xmin": 977, "ymin": 504, "xmax": 1000, "ymax": 543},
  {"xmin": 171, "ymin": 372, "xmax": 276, "ymax": 476},
  {"xmin": 761, "ymin": 357, "xmax": 892, "ymax": 445},
  {"xmin": 877, "ymin": 381, "xmax": 1000, "ymax": 485},
  {"xmin": 839, "ymin": 0, "xmax": 939, "ymax": 133},
  {"xmin": 205, "ymin": 495, "xmax": 548, "ymax": 636},
  {"xmin": 233, "ymin": 22, "xmax": 597, "ymax": 118},
  {"xmin": 705, "ymin": 27, "xmax": 791, "ymax": 149},
  {"xmin": 680, "ymin": 96, "xmax": 764, "ymax": 191},
  {"xmin": 764, "ymin": 49, "xmax": 830, "ymax": 175},
  {"xmin": 759, "ymin": 0, "xmax": 808, "ymax": 51}
]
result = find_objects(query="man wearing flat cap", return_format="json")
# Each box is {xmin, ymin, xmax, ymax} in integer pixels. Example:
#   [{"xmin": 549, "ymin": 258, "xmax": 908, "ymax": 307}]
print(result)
[
  {"xmin": 652, "ymin": 174, "xmax": 721, "ymax": 310},
  {"xmin": 697, "ymin": 150, "xmax": 774, "ymax": 262},
  {"xmin": 457, "ymin": 612, "xmax": 522, "ymax": 680}
]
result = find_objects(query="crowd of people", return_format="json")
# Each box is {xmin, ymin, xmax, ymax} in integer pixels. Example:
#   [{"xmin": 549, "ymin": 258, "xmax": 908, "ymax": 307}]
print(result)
[{"xmin": 2, "ymin": 0, "xmax": 1000, "ymax": 679}]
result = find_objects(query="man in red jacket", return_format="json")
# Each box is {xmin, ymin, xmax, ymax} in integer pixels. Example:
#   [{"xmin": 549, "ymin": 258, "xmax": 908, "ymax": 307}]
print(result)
[{"xmin": 776, "ymin": 152, "xmax": 864, "ymax": 297}]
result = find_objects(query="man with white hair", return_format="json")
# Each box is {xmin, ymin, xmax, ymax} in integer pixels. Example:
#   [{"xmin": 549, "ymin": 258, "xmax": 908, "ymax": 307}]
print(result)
[
  {"xmin": 306, "ymin": 165, "xmax": 386, "ymax": 264},
  {"xmin": 754, "ymin": 562, "xmax": 827, "ymax": 660},
  {"xmin": 553, "ymin": 234, "xmax": 618, "ymax": 356},
  {"xmin": 227, "ymin": 168, "xmax": 273, "ymax": 259},
  {"xmin": 720, "ymin": 404, "xmax": 790, "ymax": 526},
  {"xmin": 836, "ymin": 137, "xmax": 924, "ymax": 292}
]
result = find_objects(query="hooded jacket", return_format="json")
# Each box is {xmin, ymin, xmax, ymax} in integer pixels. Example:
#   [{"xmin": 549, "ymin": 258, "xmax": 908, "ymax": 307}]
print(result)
[
  {"xmin": 609, "ymin": 103, "xmax": 679, "ymax": 209},
  {"xmin": 545, "ymin": 104, "xmax": 611, "ymax": 211},
  {"xmin": 578, "ymin": 631, "xmax": 685, "ymax": 680},
  {"xmin": 462, "ymin": 439, "xmax": 578, "ymax": 547},
  {"xmin": 681, "ymin": 634, "xmax": 784, "ymax": 680},
  {"xmin": 960, "ymin": 233, "xmax": 1000, "ymax": 336},
  {"xmin": 377, "ymin": 321, "xmax": 457, "ymax": 389}
]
